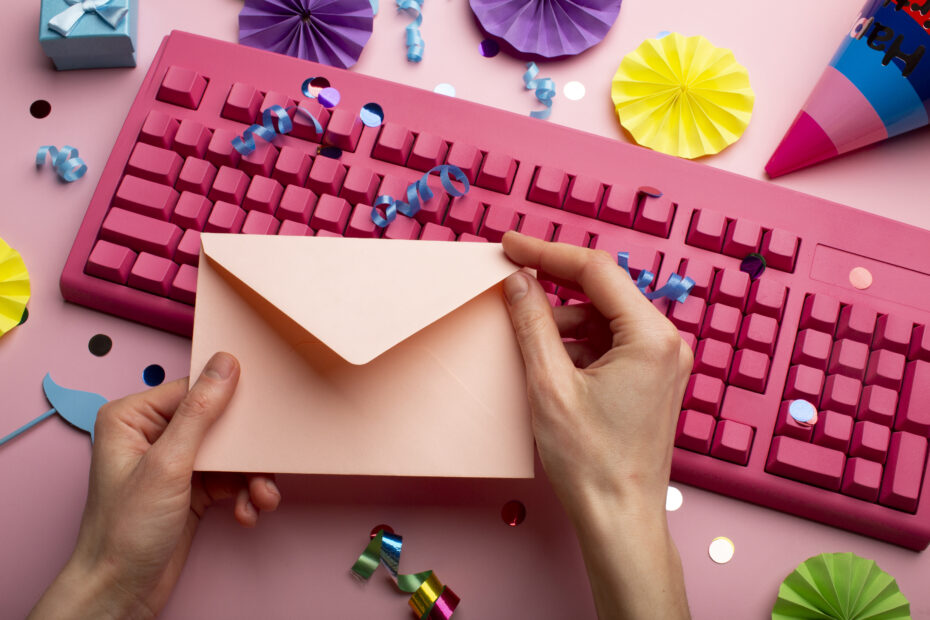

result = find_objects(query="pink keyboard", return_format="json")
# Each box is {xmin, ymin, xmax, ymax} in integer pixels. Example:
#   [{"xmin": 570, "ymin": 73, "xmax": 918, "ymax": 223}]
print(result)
[{"xmin": 62, "ymin": 31, "xmax": 930, "ymax": 549}]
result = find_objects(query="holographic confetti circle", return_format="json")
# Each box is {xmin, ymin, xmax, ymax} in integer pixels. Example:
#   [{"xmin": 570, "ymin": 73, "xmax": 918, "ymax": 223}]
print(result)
[
  {"xmin": 360, "ymin": 102, "xmax": 385, "ymax": 127},
  {"xmin": 143, "ymin": 364, "xmax": 166, "ymax": 387},
  {"xmin": 709, "ymin": 536, "xmax": 735, "ymax": 564},
  {"xmin": 370, "ymin": 523, "xmax": 394, "ymax": 538},
  {"xmin": 318, "ymin": 87, "xmax": 341, "ymax": 109},
  {"xmin": 433, "ymin": 83, "xmax": 456, "ymax": 97},
  {"xmin": 301, "ymin": 76, "xmax": 331, "ymax": 98},
  {"xmin": 563, "ymin": 81, "xmax": 586, "ymax": 101},
  {"xmin": 740, "ymin": 253, "xmax": 767, "ymax": 280},
  {"xmin": 501, "ymin": 500, "xmax": 526, "ymax": 526},
  {"xmin": 849, "ymin": 267, "xmax": 873, "ymax": 290},
  {"xmin": 479, "ymin": 38, "xmax": 500, "ymax": 57},
  {"xmin": 788, "ymin": 399, "xmax": 817, "ymax": 425},
  {"xmin": 638, "ymin": 185, "xmax": 663, "ymax": 198},
  {"xmin": 30, "ymin": 100, "xmax": 51, "ymax": 119},
  {"xmin": 666, "ymin": 486, "xmax": 683, "ymax": 511},
  {"xmin": 88, "ymin": 334, "xmax": 112, "ymax": 357}
]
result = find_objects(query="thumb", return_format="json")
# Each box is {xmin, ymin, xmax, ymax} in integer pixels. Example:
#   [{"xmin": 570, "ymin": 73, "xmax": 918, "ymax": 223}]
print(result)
[
  {"xmin": 503, "ymin": 271, "xmax": 574, "ymax": 381},
  {"xmin": 153, "ymin": 352, "xmax": 240, "ymax": 473}
]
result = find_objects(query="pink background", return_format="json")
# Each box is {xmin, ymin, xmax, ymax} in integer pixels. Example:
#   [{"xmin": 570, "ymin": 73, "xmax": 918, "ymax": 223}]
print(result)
[{"xmin": 1, "ymin": 1, "xmax": 928, "ymax": 618}]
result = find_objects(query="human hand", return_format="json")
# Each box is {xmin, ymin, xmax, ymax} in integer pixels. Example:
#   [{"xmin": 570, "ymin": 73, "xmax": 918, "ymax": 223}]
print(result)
[
  {"xmin": 30, "ymin": 352, "xmax": 281, "ymax": 620},
  {"xmin": 501, "ymin": 232, "xmax": 691, "ymax": 619}
]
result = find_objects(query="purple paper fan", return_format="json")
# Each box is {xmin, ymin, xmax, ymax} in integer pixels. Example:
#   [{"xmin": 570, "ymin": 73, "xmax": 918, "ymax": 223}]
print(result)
[
  {"xmin": 469, "ymin": 0, "xmax": 623, "ymax": 58},
  {"xmin": 239, "ymin": 0, "xmax": 374, "ymax": 69}
]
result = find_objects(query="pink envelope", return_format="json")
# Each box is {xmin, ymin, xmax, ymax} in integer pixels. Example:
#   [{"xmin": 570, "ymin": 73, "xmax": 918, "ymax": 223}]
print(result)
[{"xmin": 191, "ymin": 234, "xmax": 535, "ymax": 478}]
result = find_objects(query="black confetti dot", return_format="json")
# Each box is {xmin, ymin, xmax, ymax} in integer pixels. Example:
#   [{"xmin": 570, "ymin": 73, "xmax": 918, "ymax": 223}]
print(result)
[
  {"xmin": 30, "ymin": 100, "xmax": 51, "ymax": 119},
  {"xmin": 501, "ymin": 500, "xmax": 526, "ymax": 527},
  {"xmin": 143, "ymin": 364, "xmax": 166, "ymax": 386},
  {"xmin": 88, "ymin": 334, "xmax": 113, "ymax": 357}
]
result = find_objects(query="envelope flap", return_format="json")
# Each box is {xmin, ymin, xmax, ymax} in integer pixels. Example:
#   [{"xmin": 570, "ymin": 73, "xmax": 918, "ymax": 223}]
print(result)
[{"xmin": 201, "ymin": 234, "xmax": 520, "ymax": 364}]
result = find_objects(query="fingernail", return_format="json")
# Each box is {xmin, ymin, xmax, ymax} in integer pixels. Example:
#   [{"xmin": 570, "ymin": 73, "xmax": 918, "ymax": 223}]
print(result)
[
  {"xmin": 204, "ymin": 352, "xmax": 236, "ymax": 380},
  {"xmin": 265, "ymin": 479, "xmax": 280, "ymax": 497},
  {"xmin": 503, "ymin": 272, "xmax": 528, "ymax": 303},
  {"xmin": 244, "ymin": 500, "xmax": 257, "ymax": 518}
]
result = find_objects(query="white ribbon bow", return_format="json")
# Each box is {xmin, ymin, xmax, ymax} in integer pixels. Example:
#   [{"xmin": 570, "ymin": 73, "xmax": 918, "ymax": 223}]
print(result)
[{"xmin": 48, "ymin": 0, "xmax": 128, "ymax": 37}]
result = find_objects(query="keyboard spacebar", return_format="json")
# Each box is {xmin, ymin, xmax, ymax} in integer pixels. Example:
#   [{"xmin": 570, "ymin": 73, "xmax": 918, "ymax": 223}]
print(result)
[{"xmin": 765, "ymin": 436, "xmax": 845, "ymax": 491}]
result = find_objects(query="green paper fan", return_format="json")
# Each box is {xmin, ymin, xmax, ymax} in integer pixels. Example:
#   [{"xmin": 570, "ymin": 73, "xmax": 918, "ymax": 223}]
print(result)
[{"xmin": 772, "ymin": 553, "xmax": 910, "ymax": 620}]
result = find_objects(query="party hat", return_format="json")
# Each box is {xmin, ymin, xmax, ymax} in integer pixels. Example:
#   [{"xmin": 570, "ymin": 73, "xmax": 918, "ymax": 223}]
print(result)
[{"xmin": 766, "ymin": 0, "xmax": 929, "ymax": 177}]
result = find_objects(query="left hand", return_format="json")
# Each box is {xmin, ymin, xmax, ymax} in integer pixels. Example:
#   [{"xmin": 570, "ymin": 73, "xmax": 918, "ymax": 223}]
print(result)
[{"xmin": 30, "ymin": 352, "xmax": 281, "ymax": 620}]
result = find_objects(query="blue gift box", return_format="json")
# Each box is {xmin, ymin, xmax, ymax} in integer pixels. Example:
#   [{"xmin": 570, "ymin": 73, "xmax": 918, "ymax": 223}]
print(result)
[{"xmin": 39, "ymin": 0, "xmax": 138, "ymax": 70}]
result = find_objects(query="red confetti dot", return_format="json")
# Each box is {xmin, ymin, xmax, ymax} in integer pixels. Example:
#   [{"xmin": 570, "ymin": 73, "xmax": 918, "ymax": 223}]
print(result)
[
  {"xmin": 370, "ymin": 523, "xmax": 394, "ymax": 538},
  {"xmin": 501, "ymin": 500, "xmax": 526, "ymax": 527}
]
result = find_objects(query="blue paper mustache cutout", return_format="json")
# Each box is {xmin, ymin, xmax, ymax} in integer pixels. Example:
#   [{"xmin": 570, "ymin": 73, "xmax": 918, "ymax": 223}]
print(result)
[{"xmin": 0, "ymin": 374, "xmax": 106, "ymax": 447}]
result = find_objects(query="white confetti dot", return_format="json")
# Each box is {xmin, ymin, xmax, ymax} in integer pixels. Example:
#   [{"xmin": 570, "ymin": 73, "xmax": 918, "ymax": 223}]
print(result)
[
  {"xmin": 708, "ymin": 537, "xmax": 735, "ymax": 564},
  {"xmin": 563, "ymin": 81, "xmax": 586, "ymax": 101},
  {"xmin": 434, "ymin": 83, "xmax": 456, "ymax": 97},
  {"xmin": 666, "ymin": 486, "xmax": 683, "ymax": 511}
]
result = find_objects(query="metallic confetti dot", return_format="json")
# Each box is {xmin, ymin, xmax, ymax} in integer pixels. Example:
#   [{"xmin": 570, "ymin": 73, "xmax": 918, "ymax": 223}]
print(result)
[
  {"xmin": 708, "ymin": 537, "xmax": 735, "ymax": 564},
  {"xmin": 318, "ymin": 87, "xmax": 341, "ymax": 109},
  {"xmin": 638, "ymin": 185, "xmax": 663, "ymax": 198},
  {"xmin": 18, "ymin": 307, "xmax": 28, "ymax": 325},
  {"xmin": 360, "ymin": 102, "xmax": 385, "ymax": 127},
  {"xmin": 563, "ymin": 81, "xmax": 586, "ymax": 101},
  {"xmin": 740, "ymin": 253, "xmax": 767, "ymax": 280},
  {"xmin": 666, "ymin": 486, "xmax": 683, "ymax": 511},
  {"xmin": 479, "ymin": 38, "xmax": 500, "ymax": 57},
  {"xmin": 88, "ymin": 334, "xmax": 112, "ymax": 357},
  {"xmin": 788, "ymin": 399, "xmax": 817, "ymax": 425},
  {"xmin": 143, "ymin": 364, "xmax": 165, "ymax": 387},
  {"xmin": 434, "ymin": 83, "xmax": 456, "ymax": 97},
  {"xmin": 30, "ymin": 100, "xmax": 51, "ymax": 119},
  {"xmin": 370, "ymin": 523, "xmax": 394, "ymax": 538},
  {"xmin": 301, "ymin": 76, "xmax": 331, "ymax": 98},
  {"xmin": 849, "ymin": 267, "xmax": 873, "ymax": 290},
  {"xmin": 317, "ymin": 145, "xmax": 343, "ymax": 159},
  {"xmin": 501, "ymin": 500, "xmax": 526, "ymax": 527}
]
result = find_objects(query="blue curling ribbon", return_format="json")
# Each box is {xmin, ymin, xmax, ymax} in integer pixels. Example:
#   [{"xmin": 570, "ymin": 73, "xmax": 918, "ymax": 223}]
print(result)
[
  {"xmin": 36, "ymin": 145, "xmax": 87, "ymax": 182},
  {"xmin": 523, "ymin": 62, "xmax": 555, "ymax": 120},
  {"xmin": 397, "ymin": 0, "xmax": 424, "ymax": 62},
  {"xmin": 617, "ymin": 252, "xmax": 695, "ymax": 303},
  {"xmin": 371, "ymin": 165, "xmax": 468, "ymax": 228},
  {"xmin": 231, "ymin": 104, "xmax": 323, "ymax": 156}
]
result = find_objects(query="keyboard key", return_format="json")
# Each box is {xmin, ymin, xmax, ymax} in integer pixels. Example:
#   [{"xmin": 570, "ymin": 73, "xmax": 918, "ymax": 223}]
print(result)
[
  {"xmin": 445, "ymin": 142, "xmax": 482, "ymax": 183},
  {"xmin": 345, "ymin": 204, "xmax": 381, "ymax": 238},
  {"xmin": 686, "ymin": 209, "xmax": 727, "ymax": 252},
  {"xmin": 721, "ymin": 219, "xmax": 762, "ymax": 258},
  {"xmin": 760, "ymin": 228, "xmax": 799, "ymax": 272},
  {"xmin": 241, "ymin": 210, "xmax": 280, "ymax": 235},
  {"xmin": 857, "ymin": 384, "xmax": 898, "ymax": 427},
  {"xmin": 169, "ymin": 264, "xmax": 198, "ymax": 305},
  {"xmin": 446, "ymin": 196, "xmax": 484, "ymax": 235},
  {"xmin": 276, "ymin": 185, "xmax": 317, "ymax": 224},
  {"xmin": 272, "ymin": 146, "xmax": 312, "ymax": 187},
  {"xmin": 799, "ymin": 293, "xmax": 840, "ymax": 334},
  {"xmin": 709, "ymin": 269, "xmax": 749, "ymax": 309},
  {"xmin": 114, "ymin": 175, "xmax": 180, "ymax": 220},
  {"xmin": 710, "ymin": 420, "xmax": 753, "ymax": 465},
  {"xmin": 407, "ymin": 133, "xmax": 448, "ymax": 171},
  {"xmin": 598, "ymin": 186, "xmax": 636, "ymax": 227},
  {"xmin": 828, "ymin": 339, "xmax": 869, "ymax": 381},
  {"xmin": 157, "ymin": 66, "xmax": 207, "ymax": 109},
  {"xmin": 812, "ymin": 411, "xmax": 854, "ymax": 452},
  {"xmin": 668, "ymin": 295, "xmax": 705, "ymax": 334},
  {"xmin": 100, "ymin": 208, "xmax": 182, "ymax": 258},
  {"xmin": 277, "ymin": 220, "xmax": 313, "ymax": 236},
  {"xmin": 865, "ymin": 349, "xmax": 906, "ymax": 391},
  {"xmin": 737, "ymin": 314, "xmax": 778, "ymax": 357},
  {"xmin": 850, "ymin": 421, "xmax": 891, "ymax": 463},
  {"xmin": 139, "ymin": 110, "xmax": 179, "ymax": 149},
  {"xmin": 258, "ymin": 91, "xmax": 294, "ymax": 120},
  {"xmin": 518, "ymin": 213, "xmax": 555, "ymax": 240},
  {"xmin": 677, "ymin": 258, "xmax": 715, "ymax": 299},
  {"xmin": 372, "ymin": 122, "xmax": 414, "ymax": 165},
  {"xmin": 746, "ymin": 278, "xmax": 787, "ymax": 320},
  {"xmin": 205, "ymin": 128, "xmax": 242, "ymax": 169},
  {"xmin": 718, "ymin": 386, "xmax": 766, "ymax": 429},
  {"xmin": 384, "ymin": 215, "xmax": 421, "ymax": 240},
  {"xmin": 126, "ymin": 142, "xmax": 183, "ymax": 186},
  {"xmin": 879, "ymin": 432, "xmax": 927, "ymax": 512},
  {"xmin": 479, "ymin": 204, "xmax": 519, "ymax": 242},
  {"xmin": 821, "ymin": 374, "xmax": 861, "ymax": 416},
  {"xmin": 700, "ymin": 304, "xmax": 742, "ymax": 346},
  {"xmin": 205, "ymin": 201, "xmax": 246, "ymax": 233},
  {"xmin": 564, "ymin": 176, "xmax": 604, "ymax": 218},
  {"xmin": 239, "ymin": 142, "xmax": 278, "ymax": 178},
  {"xmin": 171, "ymin": 192, "xmax": 212, "ymax": 230},
  {"xmin": 680, "ymin": 332, "xmax": 697, "ymax": 352},
  {"xmin": 324, "ymin": 108, "xmax": 363, "ymax": 151},
  {"xmin": 290, "ymin": 99, "xmax": 330, "ymax": 142},
  {"xmin": 175, "ymin": 229, "xmax": 201, "ymax": 266},
  {"xmin": 792, "ymin": 329, "xmax": 833, "ymax": 371},
  {"xmin": 209, "ymin": 166, "xmax": 250, "ymax": 205},
  {"xmin": 873, "ymin": 314, "xmax": 912, "ymax": 354},
  {"xmin": 766, "ymin": 435, "xmax": 845, "ymax": 490},
  {"xmin": 775, "ymin": 400, "xmax": 813, "ymax": 442},
  {"xmin": 783, "ymin": 365, "xmax": 824, "ymax": 404},
  {"xmin": 476, "ymin": 152, "xmax": 518, "ymax": 193},
  {"xmin": 173, "ymin": 119, "xmax": 212, "ymax": 159},
  {"xmin": 590, "ymin": 236, "xmax": 660, "ymax": 278},
  {"xmin": 128, "ymin": 253, "xmax": 179, "ymax": 296},
  {"xmin": 243, "ymin": 176, "xmax": 284, "ymax": 214},
  {"xmin": 527, "ymin": 166, "xmax": 569, "ymax": 207},
  {"xmin": 633, "ymin": 193, "xmax": 674, "ymax": 238},
  {"xmin": 419, "ymin": 222, "xmax": 456, "ymax": 241},
  {"xmin": 85, "ymin": 240, "xmax": 136, "ymax": 284},
  {"xmin": 683, "ymin": 374, "xmax": 725, "ymax": 417},
  {"xmin": 694, "ymin": 339, "xmax": 733, "ymax": 381},
  {"xmin": 896, "ymin": 360, "xmax": 930, "ymax": 436},
  {"xmin": 176, "ymin": 157, "xmax": 217, "ymax": 196},
  {"xmin": 340, "ymin": 166, "xmax": 380, "ymax": 205},
  {"xmin": 675, "ymin": 410, "xmax": 716, "ymax": 454},
  {"xmin": 413, "ymin": 184, "xmax": 450, "ymax": 225},
  {"xmin": 222, "ymin": 82, "xmax": 263, "ymax": 123},
  {"xmin": 459, "ymin": 233, "xmax": 488, "ymax": 243},
  {"xmin": 908, "ymin": 324, "xmax": 930, "ymax": 362},
  {"xmin": 836, "ymin": 304, "xmax": 877, "ymax": 344},
  {"xmin": 307, "ymin": 156, "xmax": 347, "ymax": 196},
  {"xmin": 728, "ymin": 349, "xmax": 770, "ymax": 393},
  {"xmin": 552, "ymin": 223, "xmax": 589, "ymax": 248},
  {"xmin": 309, "ymin": 195, "xmax": 351, "ymax": 234},
  {"xmin": 842, "ymin": 458, "xmax": 883, "ymax": 502}
]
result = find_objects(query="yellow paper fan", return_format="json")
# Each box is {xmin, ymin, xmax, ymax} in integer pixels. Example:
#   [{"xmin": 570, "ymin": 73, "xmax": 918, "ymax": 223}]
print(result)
[
  {"xmin": 0, "ymin": 237, "xmax": 30, "ymax": 336},
  {"xmin": 611, "ymin": 33, "xmax": 755, "ymax": 159}
]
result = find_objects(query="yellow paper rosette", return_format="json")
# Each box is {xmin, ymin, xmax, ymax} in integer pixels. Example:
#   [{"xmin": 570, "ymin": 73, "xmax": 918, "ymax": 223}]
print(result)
[
  {"xmin": 611, "ymin": 33, "xmax": 754, "ymax": 159},
  {"xmin": 0, "ymin": 237, "xmax": 30, "ymax": 336}
]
